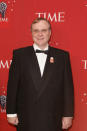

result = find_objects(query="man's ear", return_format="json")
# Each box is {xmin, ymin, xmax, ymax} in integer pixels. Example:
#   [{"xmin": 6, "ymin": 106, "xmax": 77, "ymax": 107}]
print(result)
[{"xmin": 49, "ymin": 30, "xmax": 51, "ymax": 36}]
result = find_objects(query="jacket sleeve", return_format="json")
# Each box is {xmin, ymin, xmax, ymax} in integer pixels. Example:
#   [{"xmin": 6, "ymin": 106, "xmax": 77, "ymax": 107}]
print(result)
[
  {"xmin": 6, "ymin": 50, "xmax": 20, "ymax": 114},
  {"xmin": 63, "ymin": 52, "xmax": 74, "ymax": 117}
]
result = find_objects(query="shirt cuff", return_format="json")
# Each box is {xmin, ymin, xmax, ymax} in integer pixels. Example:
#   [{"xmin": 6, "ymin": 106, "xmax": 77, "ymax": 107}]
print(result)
[{"xmin": 7, "ymin": 114, "xmax": 17, "ymax": 117}]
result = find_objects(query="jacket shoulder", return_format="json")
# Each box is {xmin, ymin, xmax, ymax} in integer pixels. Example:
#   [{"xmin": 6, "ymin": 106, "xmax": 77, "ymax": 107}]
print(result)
[
  {"xmin": 13, "ymin": 46, "xmax": 32, "ymax": 56},
  {"xmin": 50, "ymin": 46, "xmax": 69, "ymax": 55}
]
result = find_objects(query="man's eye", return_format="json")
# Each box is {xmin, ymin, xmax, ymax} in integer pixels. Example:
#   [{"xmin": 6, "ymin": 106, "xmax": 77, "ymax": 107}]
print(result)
[
  {"xmin": 42, "ymin": 29, "xmax": 47, "ymax": 32},
  {"xmin": 33, "ymin": 30, "xmax": 38, "ymax": 33},
  {"xmin": 42, "ymin": 30, "xmax": 46, "ymax": 31}
]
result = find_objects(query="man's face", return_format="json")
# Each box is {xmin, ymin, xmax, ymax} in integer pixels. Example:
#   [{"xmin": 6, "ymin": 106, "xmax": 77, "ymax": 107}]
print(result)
[{"xmin": 31, "ymin": 20, "xmax": 51, "ymax": 47}]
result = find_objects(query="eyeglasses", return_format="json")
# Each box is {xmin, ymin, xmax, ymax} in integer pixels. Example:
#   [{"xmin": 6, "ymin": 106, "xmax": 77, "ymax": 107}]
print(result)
[{"xmin": 32, "ymin": 28, "xmax": 50, "ymax": 34}]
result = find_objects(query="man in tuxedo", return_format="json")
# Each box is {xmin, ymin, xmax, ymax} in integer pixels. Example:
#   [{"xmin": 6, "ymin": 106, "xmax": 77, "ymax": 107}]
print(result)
[{"xmin": 6, "ymin": 17, "xmax": 74, "ymax": 131}]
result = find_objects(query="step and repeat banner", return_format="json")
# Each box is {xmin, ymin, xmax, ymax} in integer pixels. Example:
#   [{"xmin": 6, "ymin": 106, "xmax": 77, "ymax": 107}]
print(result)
[{"xmin": 0, "ymin": 0, "xmax": 87, "ymax": 131}]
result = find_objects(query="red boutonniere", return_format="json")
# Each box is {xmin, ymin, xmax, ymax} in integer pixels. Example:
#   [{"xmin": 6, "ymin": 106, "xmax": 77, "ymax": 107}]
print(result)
[{"xmin": 50, "ymin": 57, "xmax": 54, "ymax": 63}]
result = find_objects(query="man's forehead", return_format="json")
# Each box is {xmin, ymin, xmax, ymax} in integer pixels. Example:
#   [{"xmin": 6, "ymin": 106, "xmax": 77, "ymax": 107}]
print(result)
[{"xmin": 32, "ymin": 20, "xmax": 49, "ymax": 29}]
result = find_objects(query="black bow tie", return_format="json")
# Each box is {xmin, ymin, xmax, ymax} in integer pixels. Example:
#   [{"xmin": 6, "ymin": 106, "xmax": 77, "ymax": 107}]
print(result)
[{"xmin": 36, "ymin": 49, "xmax": 48, "ymax": 54}]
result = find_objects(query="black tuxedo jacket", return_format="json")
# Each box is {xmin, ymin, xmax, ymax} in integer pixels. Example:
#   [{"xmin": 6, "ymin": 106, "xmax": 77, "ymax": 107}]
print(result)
[{"xmin": 6, "ymin": 45, "xmax": 74, "ymax": 131}]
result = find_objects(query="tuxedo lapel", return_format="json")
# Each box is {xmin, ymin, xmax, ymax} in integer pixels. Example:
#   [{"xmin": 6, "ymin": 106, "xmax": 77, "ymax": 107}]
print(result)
[{"xmin": 28, "ymin": 46, "xmax": 42, "ymax": 90}]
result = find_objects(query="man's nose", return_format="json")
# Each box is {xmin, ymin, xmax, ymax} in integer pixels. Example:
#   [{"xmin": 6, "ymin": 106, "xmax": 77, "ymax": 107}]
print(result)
[{"xmin": 38, "ymin": 31, "xmax": 43, "ymax": 36}]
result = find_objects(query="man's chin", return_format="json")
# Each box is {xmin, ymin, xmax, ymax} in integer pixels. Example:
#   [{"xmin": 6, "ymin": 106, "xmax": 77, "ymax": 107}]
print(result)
[{"xmin": 35, "ymin": 42, "xmax": 47, "ymax": 47}]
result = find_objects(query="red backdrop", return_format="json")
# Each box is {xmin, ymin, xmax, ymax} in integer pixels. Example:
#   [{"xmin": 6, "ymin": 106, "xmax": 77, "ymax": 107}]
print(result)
[{"xmin": 0, "ymin": 0, "xmax": 87, "ymax": 131}]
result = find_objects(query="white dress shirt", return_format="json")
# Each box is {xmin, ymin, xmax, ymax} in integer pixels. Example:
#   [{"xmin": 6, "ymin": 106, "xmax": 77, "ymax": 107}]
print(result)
[
  {"xmin": 33, "ymin": 43, "xmax": 48, "ymax": 77},
  {"xmin": 7, "ymin": 43, "xmax": 49, "ymax": 117}
]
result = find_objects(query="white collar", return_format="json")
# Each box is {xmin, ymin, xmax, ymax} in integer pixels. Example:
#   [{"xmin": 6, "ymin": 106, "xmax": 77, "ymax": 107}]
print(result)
[{"xmin": 33, "ymin": 43, "xmax": 49, "ymax": 51}]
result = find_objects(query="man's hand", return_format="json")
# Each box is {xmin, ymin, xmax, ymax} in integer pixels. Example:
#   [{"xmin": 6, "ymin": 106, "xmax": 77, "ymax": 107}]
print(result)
[
  {"xmin": 62, "ymin": 117, "xmax": 73, "ymax": 129},
  {"xmin": 7, "ymin": 116, "xmax": 19, "ymax": 125}
]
